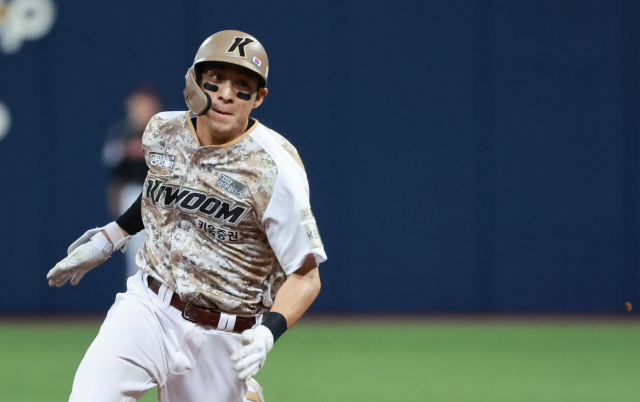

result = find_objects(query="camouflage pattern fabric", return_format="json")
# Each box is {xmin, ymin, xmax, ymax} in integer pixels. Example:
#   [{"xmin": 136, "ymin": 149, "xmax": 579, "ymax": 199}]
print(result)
[{"xmin": 136, "ymin": 111, "xmax": 310, "ymax": 315}]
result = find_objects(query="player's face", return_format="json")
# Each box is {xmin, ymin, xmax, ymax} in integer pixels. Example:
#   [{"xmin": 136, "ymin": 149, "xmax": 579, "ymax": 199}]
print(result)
[{"xmin": 200, "ymin": 63, "xmax": 267, "ymax": 135}]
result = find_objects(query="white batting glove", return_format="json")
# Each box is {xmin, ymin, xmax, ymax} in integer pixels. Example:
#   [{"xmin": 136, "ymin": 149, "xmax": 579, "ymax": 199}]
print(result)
[
  {"xmin": 230, "ymin": 325, "xmax": 274, "ymax": 380},
  {"xmin": 46, "ymin": 222, "xmax": 131, "ymax": 287}
]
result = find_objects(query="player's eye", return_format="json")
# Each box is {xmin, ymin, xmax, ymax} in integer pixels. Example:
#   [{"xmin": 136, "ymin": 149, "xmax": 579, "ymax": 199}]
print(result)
[
  {"xmin": 205, "ymin": 73, "xmax": 221, "ymax": 83},
  {"xmin": 237, "ymin": 80, "xmax": 249, "ymax": 88}
]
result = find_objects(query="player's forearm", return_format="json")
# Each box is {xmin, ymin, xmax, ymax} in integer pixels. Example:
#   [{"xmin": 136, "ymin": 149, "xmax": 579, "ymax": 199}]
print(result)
[
  {"xmin": 270, "ymin": 256, "xmax": 321, "ymax": 328},
  {"xmin": 101, "ymin": 192, "xmax": 143, "ymax": 242},
  {"xmin": 115, "ymin": 191, "xmax": 144, "ymax": 235}
]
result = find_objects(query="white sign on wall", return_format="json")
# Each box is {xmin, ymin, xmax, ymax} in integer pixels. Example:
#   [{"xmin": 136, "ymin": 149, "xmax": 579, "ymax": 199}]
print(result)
[
  {"xmin": 0, "ymin": 101, "xmax": 11, "ymax": 142},
  {"xmin": 0, "ymin": 0, "xmax": 56, "ymax": 54}
]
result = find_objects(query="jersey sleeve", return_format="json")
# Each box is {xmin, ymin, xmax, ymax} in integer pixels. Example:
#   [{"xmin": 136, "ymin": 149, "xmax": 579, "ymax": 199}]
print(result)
[{"xmin": 262, "ymin": 164, "xmax": 327, "ymax": 275}]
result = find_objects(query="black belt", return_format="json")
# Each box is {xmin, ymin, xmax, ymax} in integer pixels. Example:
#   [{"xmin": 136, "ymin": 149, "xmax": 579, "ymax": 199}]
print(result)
[{"xmin": 146, "ymin": 276, "xmax": 255, "ymax": 333}]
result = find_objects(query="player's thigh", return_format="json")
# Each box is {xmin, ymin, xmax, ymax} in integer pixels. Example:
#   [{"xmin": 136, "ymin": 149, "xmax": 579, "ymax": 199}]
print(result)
[
  {"xmin": 160, "ymin": 330, "xmax": 246, "ymax": 402},
  {"xmin": 70, "ymin": 284, "xmax": 168, "ymax": 401}
]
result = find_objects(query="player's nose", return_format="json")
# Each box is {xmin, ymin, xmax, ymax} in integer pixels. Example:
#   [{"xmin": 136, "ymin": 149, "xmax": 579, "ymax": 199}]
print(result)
[{"xmin": 217, "ymin": 81, "xmax": 234, "ymax": 103}]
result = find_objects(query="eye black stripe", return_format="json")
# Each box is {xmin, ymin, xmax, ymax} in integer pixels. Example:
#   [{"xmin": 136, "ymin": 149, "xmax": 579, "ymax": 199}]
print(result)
[{"xmin": 204, "ymin": 83, "xmax": 218, "ymax": 92}]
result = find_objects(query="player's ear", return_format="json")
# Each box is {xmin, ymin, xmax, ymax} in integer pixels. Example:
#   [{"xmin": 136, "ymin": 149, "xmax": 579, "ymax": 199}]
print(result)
[{"xmin": 252, "ymin": 88, "xmax": 268, "ymax": 109}]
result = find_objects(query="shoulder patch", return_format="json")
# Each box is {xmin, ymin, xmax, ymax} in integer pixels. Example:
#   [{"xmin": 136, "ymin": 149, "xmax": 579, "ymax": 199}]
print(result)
[
  {"xmin": 302, "ymin": 222, "xmax": 323, "ymax": 249},
  {"xmin": 296, "ymin": 208, "xmax": 314, "ymax": 222}
]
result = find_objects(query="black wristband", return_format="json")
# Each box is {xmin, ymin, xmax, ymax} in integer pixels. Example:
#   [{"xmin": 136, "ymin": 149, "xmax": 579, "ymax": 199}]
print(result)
[{"xmin": 262, "ymin": 312, "xmax": 288, "ymax": 342}]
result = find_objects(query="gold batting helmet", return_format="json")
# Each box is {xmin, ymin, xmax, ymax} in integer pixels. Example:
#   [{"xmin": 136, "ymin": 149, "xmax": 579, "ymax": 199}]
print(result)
[{"xmin": 184, "ymin": 30, "xmax": 269, "ymax": 116}]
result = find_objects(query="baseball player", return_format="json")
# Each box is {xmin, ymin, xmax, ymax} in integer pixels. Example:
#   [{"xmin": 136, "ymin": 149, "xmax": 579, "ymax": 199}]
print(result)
[{"xmin": 46, "ymin": 30, "xmax": 326, "ymax": 402}]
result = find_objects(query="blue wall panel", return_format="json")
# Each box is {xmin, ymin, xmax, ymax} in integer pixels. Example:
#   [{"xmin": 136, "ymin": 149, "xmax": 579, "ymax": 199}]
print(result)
[{"xmin": 490, "ymin": 1, "xmax": 625, "ymax": 310}]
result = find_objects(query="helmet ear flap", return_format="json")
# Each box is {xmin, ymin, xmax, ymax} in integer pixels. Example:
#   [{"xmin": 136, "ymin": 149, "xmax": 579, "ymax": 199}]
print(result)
[{"xmin": 184, "ymin": 68, "xmax": 212, "ymax": 116}]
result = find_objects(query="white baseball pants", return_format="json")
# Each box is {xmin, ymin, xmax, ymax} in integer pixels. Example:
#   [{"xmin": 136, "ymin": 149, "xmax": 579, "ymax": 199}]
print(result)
[{"xmin": 69, "ymin": 271, "xmax": 252, "ymax": 402}]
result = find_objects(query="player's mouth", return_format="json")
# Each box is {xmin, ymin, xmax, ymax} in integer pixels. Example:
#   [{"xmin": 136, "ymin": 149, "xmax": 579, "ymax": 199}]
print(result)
[{"xmin": 212, "ymin": 107, "xmax": 233, "ymax": 116}]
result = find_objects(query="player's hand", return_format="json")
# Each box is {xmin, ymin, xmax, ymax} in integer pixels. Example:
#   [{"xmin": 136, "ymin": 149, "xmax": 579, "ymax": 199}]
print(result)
[
  {"xmin": 230, "ymin": 325, "xmax": 274, "ymax": 380},
  {"xmin": 47, "ymin": 223, "xmax": 132, "ymax": 287},
  {"xmin": 47, "ymin": 230, "xmax": 111, "ymax": 287}
]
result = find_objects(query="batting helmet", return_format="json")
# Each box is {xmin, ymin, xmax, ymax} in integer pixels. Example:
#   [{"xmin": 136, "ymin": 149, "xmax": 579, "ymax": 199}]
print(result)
[{"xmin": 184, "ymin": 30, "xmax": 269, "ymax": 116}]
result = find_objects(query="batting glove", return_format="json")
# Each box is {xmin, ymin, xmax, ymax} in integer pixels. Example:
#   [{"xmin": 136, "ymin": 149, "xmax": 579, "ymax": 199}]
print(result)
[
  {"xmin": 46, "ymin": 222, "xmax": 131, "ymax": 287},
  {"xmin": 230, "ymin": 325, "xmax": 274, "ymax": 380}
]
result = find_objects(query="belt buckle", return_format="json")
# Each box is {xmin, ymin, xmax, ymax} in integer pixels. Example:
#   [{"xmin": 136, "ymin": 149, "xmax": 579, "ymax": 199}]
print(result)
[{"xmin": 181, "ymin": 303, "xmax": 196, "ymax": 322}]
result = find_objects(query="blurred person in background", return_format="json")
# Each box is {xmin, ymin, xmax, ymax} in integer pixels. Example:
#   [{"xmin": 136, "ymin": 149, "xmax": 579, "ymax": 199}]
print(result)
[{"xmin": 102, "ymin": 84, "xmax": 161, "ymax": 278}]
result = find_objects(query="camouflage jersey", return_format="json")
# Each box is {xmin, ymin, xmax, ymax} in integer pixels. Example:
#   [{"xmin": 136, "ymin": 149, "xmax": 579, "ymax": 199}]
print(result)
[{"xmin": 135, "ymin": 111, "xmax": 327, "ymax": 316}]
